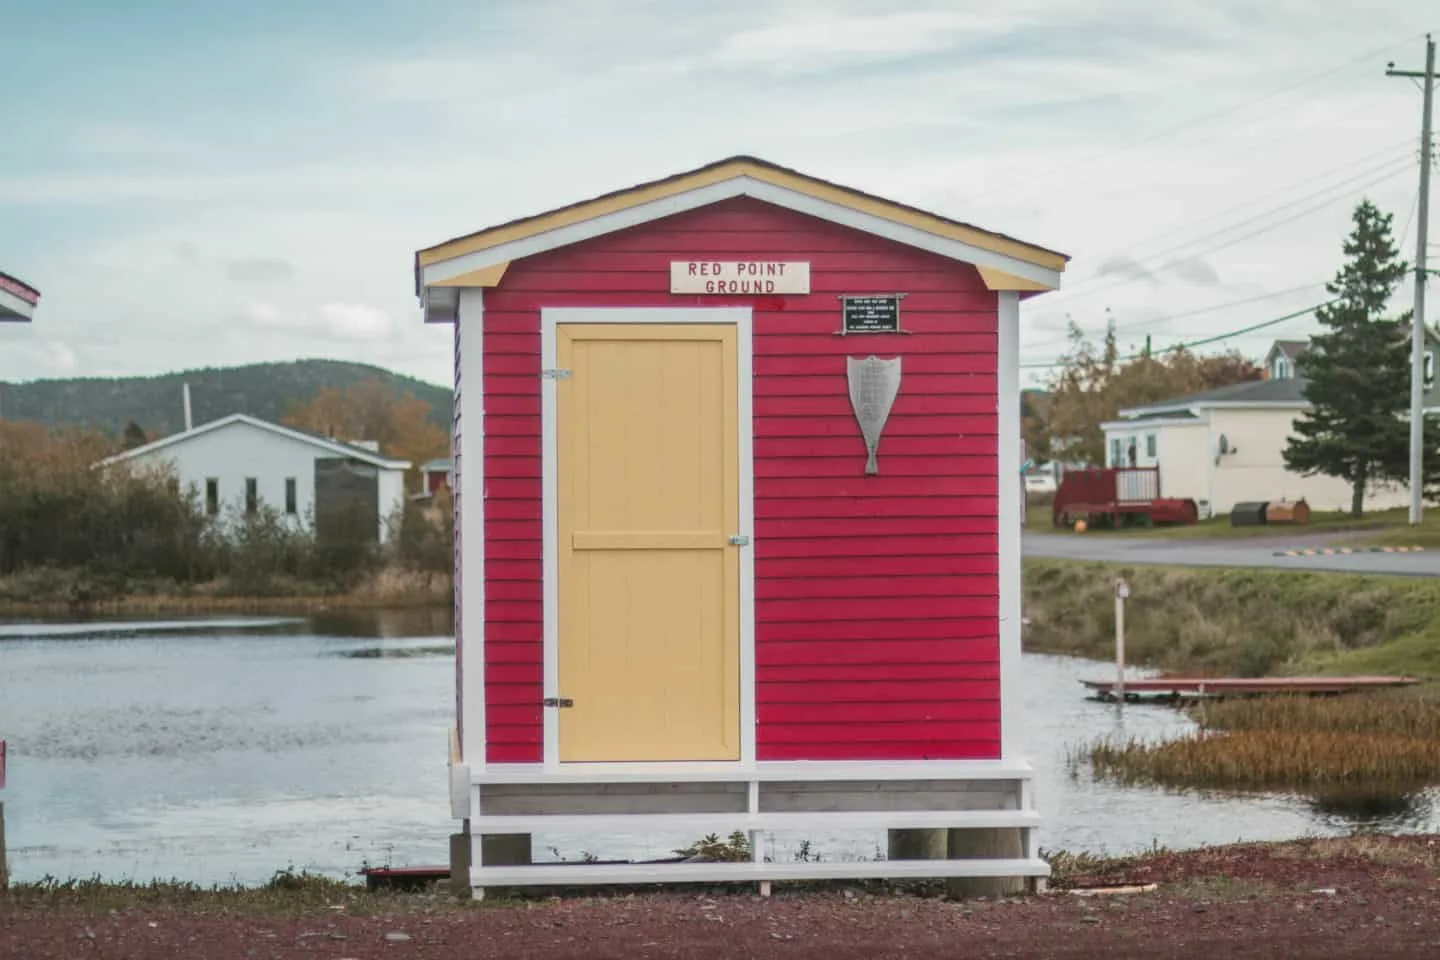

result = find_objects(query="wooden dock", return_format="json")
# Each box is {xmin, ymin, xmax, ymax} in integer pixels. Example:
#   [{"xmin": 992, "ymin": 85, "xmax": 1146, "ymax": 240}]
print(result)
[{"xmin": 1081, "ymin": 675, "xmax": 1420, "ymax": 701}]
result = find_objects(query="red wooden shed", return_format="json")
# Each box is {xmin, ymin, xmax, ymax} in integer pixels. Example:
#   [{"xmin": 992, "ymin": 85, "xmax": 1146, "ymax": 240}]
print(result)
[{"xmin": 415, "ymin": 156, "xmax": 1069, "ymax": 894}]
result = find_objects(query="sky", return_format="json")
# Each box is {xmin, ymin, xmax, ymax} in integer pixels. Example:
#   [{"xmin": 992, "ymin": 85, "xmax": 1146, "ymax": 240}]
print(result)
[{"xmin": 1, "ymin": 0, "xmax": 1436, "ymax": 392}]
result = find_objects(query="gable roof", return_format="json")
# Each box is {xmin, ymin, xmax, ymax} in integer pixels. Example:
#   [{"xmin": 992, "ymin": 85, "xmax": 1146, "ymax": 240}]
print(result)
[
  {"xmin": 1266, "ymin": 340, "xmax": 1307, "ymax": 363},
  {"xmin": 97, "ymin": 413, "xmax": 412, "ymax": 470},
  {"xmin": 414, "ymin": 155, "xmax": 1070, "ymax": 307},
  {"xmin": 0, "ymin": 269, "xmax": 40, "ymax": 322}
]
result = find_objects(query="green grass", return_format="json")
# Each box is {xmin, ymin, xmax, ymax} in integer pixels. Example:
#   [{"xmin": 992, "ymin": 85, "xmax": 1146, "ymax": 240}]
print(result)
[{"xmin": 1023, "ymin": 558, "xmax": 1440, "ymax": 678}]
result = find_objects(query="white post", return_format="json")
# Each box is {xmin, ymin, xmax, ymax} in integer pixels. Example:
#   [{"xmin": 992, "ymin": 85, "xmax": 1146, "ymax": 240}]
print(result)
[
  {"xmin": 182, "ymin": 382, "xmax": 193, "ymax": 431},
  {"xmin": 1114, "ymin": 579, "xmax": 1129, "ymax": 702}
]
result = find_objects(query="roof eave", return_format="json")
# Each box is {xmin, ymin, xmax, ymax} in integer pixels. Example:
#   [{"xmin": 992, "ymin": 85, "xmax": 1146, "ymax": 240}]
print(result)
[{"xmin": 413, "ymin": 156, "xmax": 1069, "ymax": 310}]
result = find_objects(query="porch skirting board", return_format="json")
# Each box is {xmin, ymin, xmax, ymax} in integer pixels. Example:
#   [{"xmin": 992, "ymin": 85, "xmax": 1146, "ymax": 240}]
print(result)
[{"xmin": 464, "ymin": 763, "xmax": 1043, "ymax": 890}]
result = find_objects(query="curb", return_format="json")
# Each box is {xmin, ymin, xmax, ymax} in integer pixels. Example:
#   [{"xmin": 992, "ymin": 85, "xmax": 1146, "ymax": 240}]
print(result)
[{"xmin": 1272, "ymin": 545, "xmax": 1427, "ymax": 557}]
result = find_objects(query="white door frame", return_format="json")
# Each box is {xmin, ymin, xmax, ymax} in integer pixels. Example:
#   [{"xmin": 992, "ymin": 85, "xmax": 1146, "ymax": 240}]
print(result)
[{"xmin": 540, "ymin": 306, "xmax": 756, "ymax": 771}]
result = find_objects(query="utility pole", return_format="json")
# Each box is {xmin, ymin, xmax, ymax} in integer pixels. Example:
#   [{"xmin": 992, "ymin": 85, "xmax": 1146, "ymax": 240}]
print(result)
[{"xmin": 1388, "ymin": 35, "xmax": 1436, "ymax": 526}]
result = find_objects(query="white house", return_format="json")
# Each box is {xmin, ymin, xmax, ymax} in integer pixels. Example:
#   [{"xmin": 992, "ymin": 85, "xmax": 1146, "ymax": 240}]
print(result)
[
  {"xmin": 98, "ymin": 413, "xmax": 412, "ymax": 543},
  {"xmin": 1101, "ymin": 336, "xmax": 1440, "ymax": 517}
]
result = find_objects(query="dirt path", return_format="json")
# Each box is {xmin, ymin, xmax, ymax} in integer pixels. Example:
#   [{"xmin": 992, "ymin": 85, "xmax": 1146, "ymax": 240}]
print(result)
[{"xmin": 6, "ymin": 836, "xmax": 1440, "ymax": 959}]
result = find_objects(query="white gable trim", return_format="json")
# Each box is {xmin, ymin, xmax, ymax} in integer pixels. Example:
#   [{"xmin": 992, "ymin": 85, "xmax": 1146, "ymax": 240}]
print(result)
[
  {"xmin": 97, "ymin": 413, "xmax": 412, "ymax": 470},
  {"xmin": 1101, "ymin": 415, "xmax": 1210, "ymax": 432},
  {"xmin": 420, "ymin": 176, "xmax": 1062, "ymax": 292},
  {"xmin": 0, "ymin": 286, "xmax": 37, "ymax": 322},
  {"xmin": 1118, "ymin": 400, "xmax": 1310, "ymax": 418}
]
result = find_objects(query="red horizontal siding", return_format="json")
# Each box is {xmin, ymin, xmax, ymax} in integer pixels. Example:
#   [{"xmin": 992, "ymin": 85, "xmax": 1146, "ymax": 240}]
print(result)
[{"xmin": 479, "ymin": 195, "xmax": 1001, "ymax": 763}]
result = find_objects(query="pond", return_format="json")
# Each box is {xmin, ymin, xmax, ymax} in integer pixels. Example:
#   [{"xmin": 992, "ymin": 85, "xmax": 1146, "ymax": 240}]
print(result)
[{"xmin": 0, "ymin": 609, "xmax": 1432, "ymax": 886}]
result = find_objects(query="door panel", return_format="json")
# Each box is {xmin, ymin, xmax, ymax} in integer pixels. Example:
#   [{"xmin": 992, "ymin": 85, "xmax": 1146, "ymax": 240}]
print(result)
[{"xmin": 556, "ymin": 323, "xmax": 740, "ymax": 762}]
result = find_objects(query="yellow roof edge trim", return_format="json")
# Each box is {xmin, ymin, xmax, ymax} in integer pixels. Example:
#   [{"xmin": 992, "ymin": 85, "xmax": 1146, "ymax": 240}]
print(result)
[
  {"xmin": 431, "ymin": 262, "xmax": 510, "ymax": 288},
  {"xmin": 976, "ymin": 266, "xmax": 1055, "ymax": 292},
  {"xmin": 415, "ymin": 156, "xmax": 1069, "ymax": 277}
]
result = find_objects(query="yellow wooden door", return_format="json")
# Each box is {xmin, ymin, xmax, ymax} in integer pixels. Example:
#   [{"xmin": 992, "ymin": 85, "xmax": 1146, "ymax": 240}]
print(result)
[{"xmin": 556, "ymin": 323, "xmax": 740, "ymax": 762}]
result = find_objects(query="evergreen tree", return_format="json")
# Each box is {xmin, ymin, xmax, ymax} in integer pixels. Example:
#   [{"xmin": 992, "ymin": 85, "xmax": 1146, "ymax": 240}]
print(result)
[
  {"xmin": 1283, "ymin": 200, "xmax": 1411, "ymax": 516},
  {"xmin": 121, "ymin": 421, "xmax": 148, "ymax": 450}
]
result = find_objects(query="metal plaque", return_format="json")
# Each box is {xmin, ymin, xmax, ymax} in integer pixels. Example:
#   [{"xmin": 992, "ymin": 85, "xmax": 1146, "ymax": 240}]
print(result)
[
  {"xmin": 841, "ymin": 295, "xmax": 901, "ymax": 334},
  {"xmin": 846, "ymin": 355, "xmax": 902, "ymax": 475}
]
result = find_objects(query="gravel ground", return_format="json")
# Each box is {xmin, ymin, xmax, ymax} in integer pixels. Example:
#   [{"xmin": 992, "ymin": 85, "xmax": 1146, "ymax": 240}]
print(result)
[{"xmin": 7, "ymin": 836, "xmax": 1440, "ymax": 959}]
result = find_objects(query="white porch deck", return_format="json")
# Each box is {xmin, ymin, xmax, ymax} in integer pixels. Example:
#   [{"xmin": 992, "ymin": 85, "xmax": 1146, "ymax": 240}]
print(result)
[{"xmin": 453, "ymin": 755, "xmax": 1048, "ymax": 892}]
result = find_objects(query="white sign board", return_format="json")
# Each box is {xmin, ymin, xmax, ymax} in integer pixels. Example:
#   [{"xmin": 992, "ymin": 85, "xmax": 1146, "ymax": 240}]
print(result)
[{"xmin": 670, "ymin": 261, "xmax": 810, "ymax": 295}]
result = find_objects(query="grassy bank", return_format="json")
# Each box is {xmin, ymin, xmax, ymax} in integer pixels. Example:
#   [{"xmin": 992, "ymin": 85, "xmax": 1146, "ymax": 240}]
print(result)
[
  {"xmin": 1023, "ymin": 558, "xmax": 1440, "ymax": 678},
  {"xmin": 0, "ymin": 566, "xmax": 453, "ymax": 618}
]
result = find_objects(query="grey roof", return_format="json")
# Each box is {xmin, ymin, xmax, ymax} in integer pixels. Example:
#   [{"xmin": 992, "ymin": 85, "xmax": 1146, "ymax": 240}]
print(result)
[
  {"xmin": 421, "ymin": 457, "xmax": 451, "ymax": 472},
  {"xmin": 1137, "ymin": 377, "xmax": 1311, "ymax": 411},
  {"xmin": 1125, "ymin": 375, "xmax": 1440, "ymax": 416}
]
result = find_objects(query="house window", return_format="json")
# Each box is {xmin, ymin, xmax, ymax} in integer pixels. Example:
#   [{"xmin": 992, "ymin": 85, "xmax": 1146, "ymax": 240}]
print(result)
[
  {"xmin": 205, "ymin": 478, "xmax": 219, "ymax": 517},
  {"xmin": 1426, "ymin": 351, "xmax": 1435, "ymax": 387},
  {"xmin": 1145, "ymin": 434, "xmax": 1157, "ymax": 458},
  {"xmin": 245, "ymin": 478, "xmax": 258, "ymax": 515},
  {"xmin": 1109, "ymin": 438, "xmax": 1123, "ymax": 465},
  {"xmin": 1271, "ymin": 356, "xmax": 1291, "ymax": 380},
  {"xmin": 285, "ymin": 477, "xmax": 297, "ymax": 515}
]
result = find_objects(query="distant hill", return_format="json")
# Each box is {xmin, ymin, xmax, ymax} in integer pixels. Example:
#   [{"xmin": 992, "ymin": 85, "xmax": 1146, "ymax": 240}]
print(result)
[{"xmin": 0, "ymin": 359, "xmax": 453, "ymax": 437}]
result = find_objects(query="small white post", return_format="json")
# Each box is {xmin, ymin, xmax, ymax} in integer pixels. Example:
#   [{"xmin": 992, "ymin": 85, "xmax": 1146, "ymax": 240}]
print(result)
[
  {"xmin": 182, "ymin": 382, "xmax": 194, "ymax": 431},
  {"xmin": 1114, "ymin": 579, "xmax": 1129, "ymax": 702}
]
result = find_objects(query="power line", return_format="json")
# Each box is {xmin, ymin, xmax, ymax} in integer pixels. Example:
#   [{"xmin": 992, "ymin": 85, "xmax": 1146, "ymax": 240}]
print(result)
[
  {"xmin": 1019, "ymin": 300, "xmax": 1333, "ymax": 370},
  {"xmin": 954, "ymin": 33, "xmax": 1427, "ymax": 213},
  {"xmin": 1052, "ymin": 152, "xmax": 1416, "ymax": 303},
  {"xmin": 1021, "ymin": 281, "xmax": 1327, "ymax": 354}
]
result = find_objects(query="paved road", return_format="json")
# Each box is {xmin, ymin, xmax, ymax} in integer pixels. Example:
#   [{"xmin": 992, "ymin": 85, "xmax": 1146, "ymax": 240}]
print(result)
[{"xmin": 1023, "ymin": 531, "xmax": 1440, "ymax": 577}]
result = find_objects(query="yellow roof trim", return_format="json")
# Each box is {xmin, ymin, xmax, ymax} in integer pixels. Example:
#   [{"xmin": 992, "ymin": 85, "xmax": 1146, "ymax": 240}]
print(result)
[
  {"xmin": 976, "ymin": 266, "xmax": 1053, "ymax": 292},
  {"xmin": 431, "ymin": 262, "xmax": 511, "ymax": 288},
  {"xmin": 416, "ymin": 157, "xmax": 1069, "ymax": 277}
]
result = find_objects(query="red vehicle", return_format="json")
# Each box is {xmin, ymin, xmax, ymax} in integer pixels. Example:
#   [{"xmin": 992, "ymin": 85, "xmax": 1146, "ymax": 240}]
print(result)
[{"xmin": 1052, "ymin": 466, "xmax": 1198, "ymax": 528}]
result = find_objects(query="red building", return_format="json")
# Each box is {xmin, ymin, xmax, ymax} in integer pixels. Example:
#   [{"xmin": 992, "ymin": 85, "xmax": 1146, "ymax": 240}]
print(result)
[{"xmin": 416, "ymin": 157, "xmax": 1068, "ymax": 894}]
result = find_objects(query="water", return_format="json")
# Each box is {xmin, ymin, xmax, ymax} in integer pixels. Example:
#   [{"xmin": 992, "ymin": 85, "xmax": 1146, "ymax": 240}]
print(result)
[{"xmin": 1, "ymin": 610, "xmax": 1432, "ymax": 886}]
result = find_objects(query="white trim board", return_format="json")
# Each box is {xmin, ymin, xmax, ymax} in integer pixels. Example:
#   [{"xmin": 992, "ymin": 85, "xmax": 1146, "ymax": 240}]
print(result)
[
  {"xmin": 422, "ymin": 176, "xmax": 1062, "ymax": 291},
  {"xmin": 471, "ymin": 758, "xmax": 1036, "ymax": 785},
  {"xmin": 458, "ymin": 289, "xmax": 487, "ymax": 768},
  {"xmin": 1101, "ymin": 416, "xmax": 1210, "ymax": 432},
  {"xmin": 471, "ymin": 858, "xmax": 1051, "ymax": 888},
  {"xmin": 996, "ymin": 292, "xmax": 1022, "ymax": 762},
  {"xmin": 540, "ymin": 306, "xmax": 757, "ymax": 771}
]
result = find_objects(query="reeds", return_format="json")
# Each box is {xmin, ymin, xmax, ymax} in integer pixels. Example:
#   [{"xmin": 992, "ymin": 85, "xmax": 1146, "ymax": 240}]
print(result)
[
  {"xmin": 1080, "ymin": 690, "xmax": 1440, "ymax": 802},
  {"xmin": 1194, "ymin": 693, "xmax": 1440, "ymax": 741},
  {"xmin": 1082, "ymin": 730, "xmax": 1440, "ymax": 792}
]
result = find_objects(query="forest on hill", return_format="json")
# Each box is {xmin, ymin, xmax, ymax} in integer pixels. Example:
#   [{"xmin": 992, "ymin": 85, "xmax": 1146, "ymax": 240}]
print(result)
[{"xmin": 0, "ymin": 359, "xmax": 452, "ymax": 437}]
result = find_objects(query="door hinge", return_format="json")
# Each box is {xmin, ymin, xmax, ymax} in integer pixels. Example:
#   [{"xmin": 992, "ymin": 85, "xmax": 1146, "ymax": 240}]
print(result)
[
  {"xmin": 542, "ymin": 697, "xmax": 574, "ymax": 708},
  {"xmin": 728, "ymin": 535, "xmax": 750, "ymax": 546},
  {"xmin": 541, "ymin": 368, "xmax": 571, "ymax": 380}
]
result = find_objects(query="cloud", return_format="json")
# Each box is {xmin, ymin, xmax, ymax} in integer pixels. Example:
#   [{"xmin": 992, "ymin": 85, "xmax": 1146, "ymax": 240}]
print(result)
[
  {"xmin": 317, "ymin": 303, "xmax": 394, "ymax": 341},
  {"xmin": 1167, "ymin": 257, "xmax": 1221, "ymax": 286},
  {"xmin": 1095, "ymin": 256, "xmax": 1157, "ymax": 284},
  {"xmin": 226, "ymin": 258, "xmax": 296, "ymax": 284},
  {"xmin": 0, "ymin": 0, "xmax": 1428, "ymax": 391},
  {"xmin": 711, "ymin": 10, "xmax": 1020, "ymax": 70}
]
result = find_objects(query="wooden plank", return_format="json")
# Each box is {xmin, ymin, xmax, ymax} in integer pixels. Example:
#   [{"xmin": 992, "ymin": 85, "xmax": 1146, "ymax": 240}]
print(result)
[
  {"xmin": 472, "ymin": 810, "xmax": 1040, "ymax": 835},
  {"xmin": 468, "ymin": 858, "xmax": 1050, "ymax": 887}
]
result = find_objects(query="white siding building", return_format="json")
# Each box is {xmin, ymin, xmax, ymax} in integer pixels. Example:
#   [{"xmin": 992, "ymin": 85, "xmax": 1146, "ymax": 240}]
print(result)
[
  {"xmin": 1101, "ymin": 372, "xmax": 1437, "ymax": 517},
  {"xmin": 98, "ymin": 414, "xmax": 412, "ymax": 543}
]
